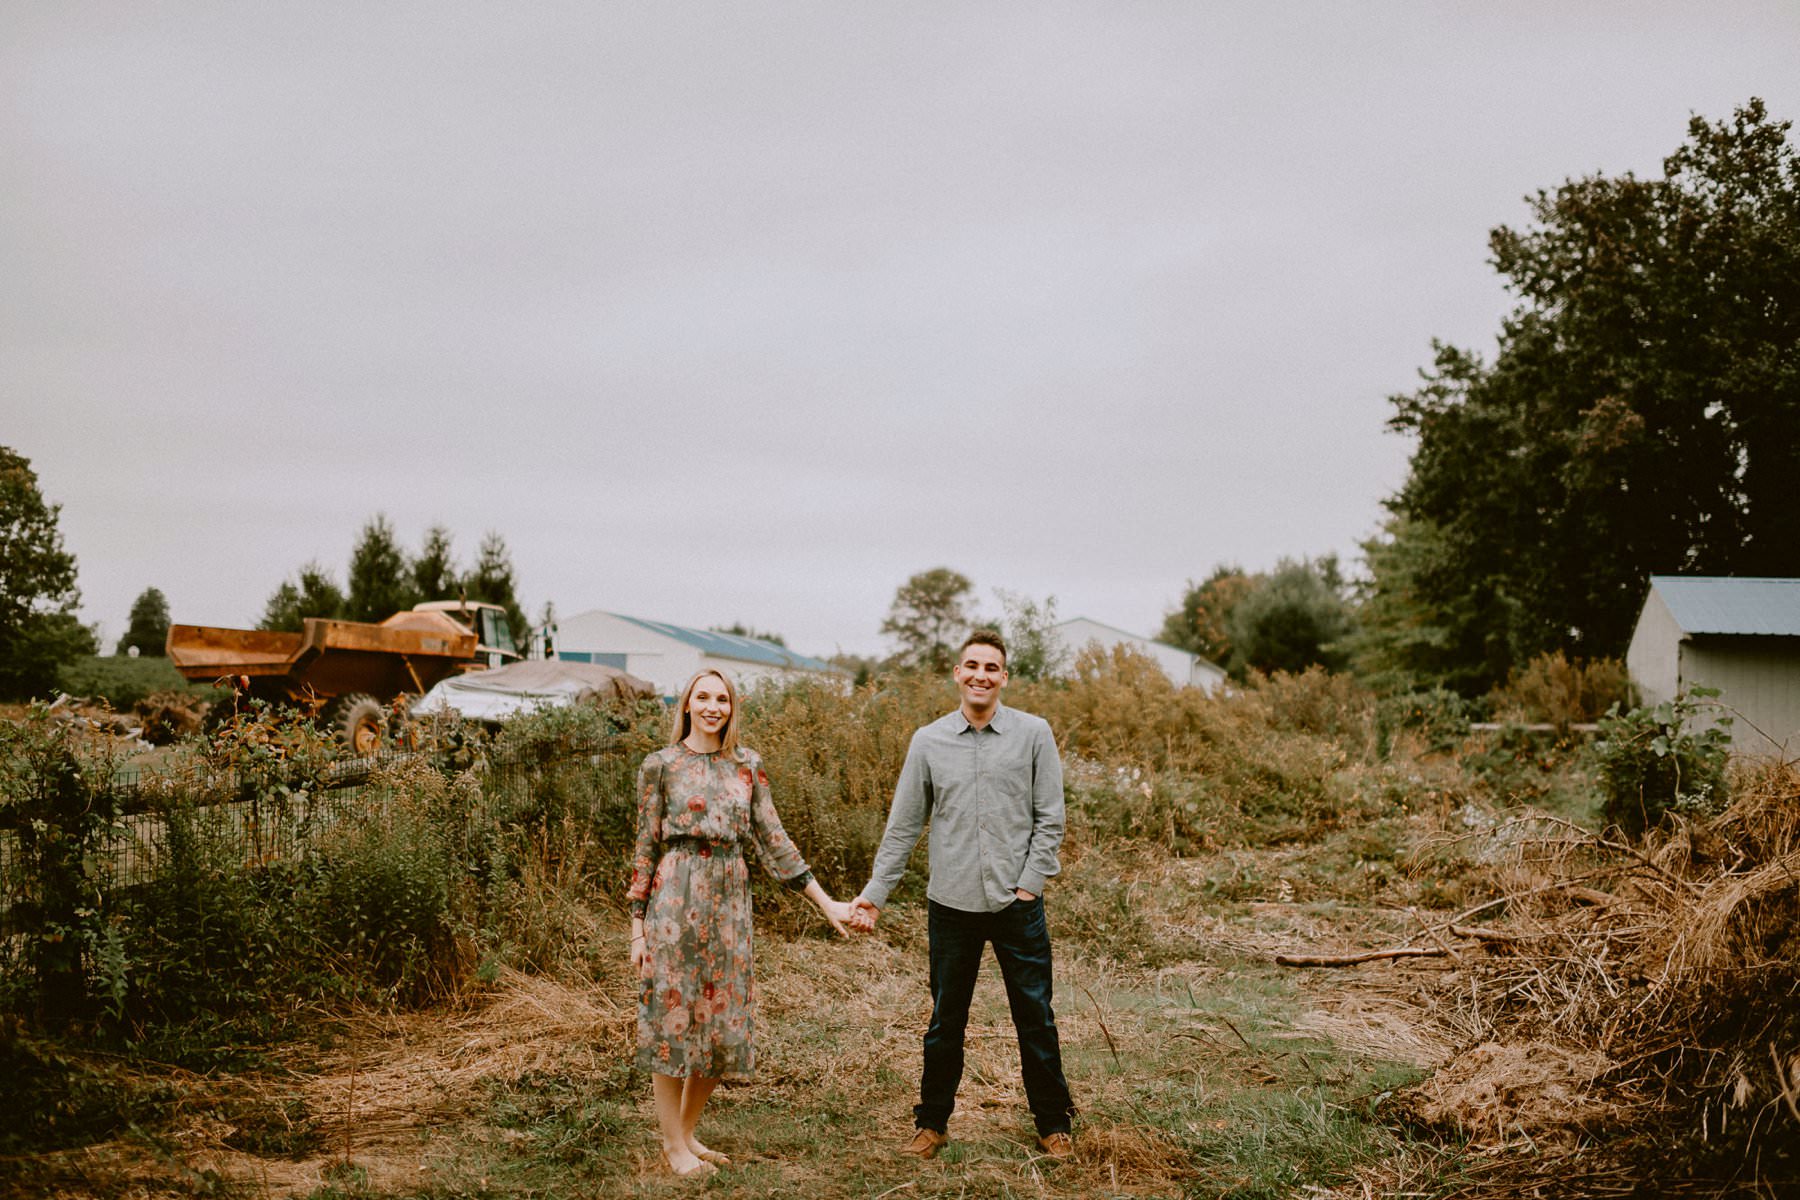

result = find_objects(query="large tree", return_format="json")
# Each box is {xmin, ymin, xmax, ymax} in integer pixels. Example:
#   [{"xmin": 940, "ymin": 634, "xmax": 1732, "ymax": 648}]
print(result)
[
  {"xmin": 410, "ymin": 524, "xmax": 459, "ymax": 603},
  {"xmin": 0, "ymin": 447, "xmax": 96, "ymax": 698},
  {"xmin": 1365, "ymin": 100, "xmax": 1800, "ymax": 694},
  {"xmin": 117, "ymin": 586, "xmax": 171, "ymax": 657},
  {"xmin": 1227, "ymin": 557, "xmax": 1355, "ymax": 677},
  {"xmin": 258, "ymin": 562, "xmax": 347, "ymax": 632},
  {"xmin": 344, "ymin": 513, "xmax": 417, "ymax": 623},
  {"xmin": 464, "ymin": 531, "xmax": 527, "ymax": 646},
  {"xmin": 1160, "ymin": 565, "xmax": 1253, "ymax": 666},
  {"xmin": 881, "ymin": 567, "xmax": 976, "ymax": 672}
]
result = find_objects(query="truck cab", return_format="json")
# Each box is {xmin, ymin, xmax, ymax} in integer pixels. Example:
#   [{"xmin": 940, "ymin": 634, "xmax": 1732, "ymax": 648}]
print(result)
[{"xmin": 410, "ymin": 601, "xmax": 521, "ymax": 668}]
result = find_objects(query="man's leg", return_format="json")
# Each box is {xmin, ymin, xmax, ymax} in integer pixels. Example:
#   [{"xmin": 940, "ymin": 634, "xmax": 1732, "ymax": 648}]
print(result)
[
  {"xmin": 991, "ymin": 895, "xmax": 1075, "ymax": 1137},
  {"xmin": 915, "ymin": 900, "xmax": 985, "ymax": 1134}
]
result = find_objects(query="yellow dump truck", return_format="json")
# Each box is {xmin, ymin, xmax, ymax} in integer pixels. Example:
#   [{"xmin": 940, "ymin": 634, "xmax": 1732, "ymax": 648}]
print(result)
[{"xmin": 166, "ymin": 603, "xmax": 519, "ymax": 753}]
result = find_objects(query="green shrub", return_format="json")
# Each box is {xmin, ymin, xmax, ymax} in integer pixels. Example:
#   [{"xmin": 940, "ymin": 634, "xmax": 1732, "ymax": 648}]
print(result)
[
  {"xmin": 0, "ymin": 706, "xmax": 123, "ymax": 1022},
  {"xmin": 1593, "ymin": 688, "xmax": 1732, "ymax": 836},
  {"xmin": 54, "ymin": 655, "xmax": 216, "ymax": 712},
  {"xmin": 303, "ymin": 761, "xmax": 471, "ymax": 997},
  {"xmin": 1374, "ymin": 688, "xmax": 1472, "ymax": 758}
]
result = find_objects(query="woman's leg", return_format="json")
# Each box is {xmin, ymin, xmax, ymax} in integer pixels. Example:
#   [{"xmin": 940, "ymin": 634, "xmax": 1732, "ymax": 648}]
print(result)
[
  {"xmin": 680, "ymin": 1075, "xmax": 726, "ymax": 1162},
  {"xmin": 653, "ymin": 1073, "xmax": 711, "ymax": 1175}
]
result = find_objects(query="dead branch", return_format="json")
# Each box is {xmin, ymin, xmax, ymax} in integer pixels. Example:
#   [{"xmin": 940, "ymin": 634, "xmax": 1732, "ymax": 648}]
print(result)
[{"xmin": 1276, "ymin": 946, "xmax": 1448, "ymax": 967}]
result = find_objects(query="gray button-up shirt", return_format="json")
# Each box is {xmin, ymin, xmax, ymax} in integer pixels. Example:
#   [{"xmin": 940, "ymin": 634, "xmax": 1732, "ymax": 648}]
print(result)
[{"xmin": 861, "ymin": 703, "xmax": 1065, "ymax": 914}]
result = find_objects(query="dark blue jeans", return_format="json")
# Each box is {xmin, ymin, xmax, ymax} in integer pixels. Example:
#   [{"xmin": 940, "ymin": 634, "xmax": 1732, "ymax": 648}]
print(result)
[{"xmin": 916, "ymin": 896, "xmax": 1075, "ymax": 1137}]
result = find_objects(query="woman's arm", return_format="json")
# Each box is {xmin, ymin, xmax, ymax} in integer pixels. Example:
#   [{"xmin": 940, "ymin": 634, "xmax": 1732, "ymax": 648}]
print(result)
[
  {"xmin": 625, "ymin": 754, "xmax": 664, "ymax": 972},
  {"xmin": 800, "ymin": 877, "xmax": 852, "ymax": 936}
]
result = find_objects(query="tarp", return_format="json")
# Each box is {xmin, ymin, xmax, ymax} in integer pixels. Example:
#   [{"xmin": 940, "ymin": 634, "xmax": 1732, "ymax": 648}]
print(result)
[{"xmin": 411, "ymin": 658, "xmax": 656, "ymax": 721}]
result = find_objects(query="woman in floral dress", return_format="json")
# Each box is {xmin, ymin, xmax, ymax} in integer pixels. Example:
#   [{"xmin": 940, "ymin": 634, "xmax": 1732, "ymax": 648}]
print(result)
[{"xmin": 627, "ymin": 669, "xmax": 853, "ymax": 1178}]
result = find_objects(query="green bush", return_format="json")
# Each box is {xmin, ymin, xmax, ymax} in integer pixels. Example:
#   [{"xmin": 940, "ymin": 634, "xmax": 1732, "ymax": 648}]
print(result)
[
  {"xmin": 1374, "ymin": 688, "xmax": 1472, "ymax": 758},
  {"xmin": 1593, "ymin": 688, "xmax": 1732, "ymax": 837},
  {"xmin": 0, "ymin": 706, "xmax": 124, "ymax": 1022},
  {"xmin": 54, "ymin": 655, "xmax": 215, "ymax": 711},
  {"xmin": 304, "ymin": 761, "xmax": 471, "ymax": 997}
]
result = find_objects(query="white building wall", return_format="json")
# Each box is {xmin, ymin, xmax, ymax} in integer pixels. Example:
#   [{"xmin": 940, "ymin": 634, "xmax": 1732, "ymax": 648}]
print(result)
[
  {"xmin": 554, "ymin": 610, "xmax": 843, "ymax": 699},
  {"xmin": 1625, "ymin": 589, "xmax": 1683, "ymax": 706},
  {"xmin": 1679, "ymin": 640, "xmax": 1800, "ymax": 756},
  {"xmin": 1051, "ymin": 618, "xmax": 1223, "ymax": 694}
]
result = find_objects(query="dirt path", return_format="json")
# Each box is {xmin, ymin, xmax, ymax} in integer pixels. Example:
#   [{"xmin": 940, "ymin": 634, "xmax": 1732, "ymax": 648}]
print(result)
[{"xmin": 23, "ymin": 890, "xmax": 1494, "ymax": 1200}]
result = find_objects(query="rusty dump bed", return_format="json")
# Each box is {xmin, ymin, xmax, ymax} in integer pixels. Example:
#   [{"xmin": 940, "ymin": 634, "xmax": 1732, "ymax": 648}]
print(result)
[{"xmin": 166, "ymin": 611, "xmax": 480, "ymax": 703}]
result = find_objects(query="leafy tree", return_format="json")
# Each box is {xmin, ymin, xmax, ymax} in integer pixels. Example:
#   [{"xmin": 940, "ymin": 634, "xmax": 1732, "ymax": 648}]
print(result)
[
  {"xmin": 994, "ymin": 589, "xmax": 1066, "ymax": 682},
  {"xmin": 0, "ymin": 447, "xmax": 95, "ymax": 698},
  {"xmin": 116, "ymin": 586, "xmax": 171, "ymax": 656},
  {"xmin": 711, "ymin": 623, "xmax": 787, "ymax": 647},
  {"xmin": 411, "ymin": 524, "xmax": 459, "ymax": 602},
  {"xmin": 345, "ymin": 513, "xmax": 417, "ymax": 622},
  {"xmin": 1227, "ymin": 556, "xmax": 1355, "ymax": 676},
  {"xmin": 464, "ymin": 531, "xmax": 527, "ymax": 645},
  {"xmin": 258, "ymin": 562, "xmax": 347, "ymax": 632},
  {"xmin": 881, "ymin": 568, "xmax": 976, "ymax": 672},
  {"xmin": 1369, "ymin": 100, "xmax": 1800, "ymax": 693},
  {"xmin": 1160, "ymin": 565, "xmax": 1253, "ymax": 665}
]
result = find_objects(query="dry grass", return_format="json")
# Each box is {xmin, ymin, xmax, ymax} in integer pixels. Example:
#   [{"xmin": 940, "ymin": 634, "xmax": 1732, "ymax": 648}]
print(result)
[{"xmin": 1355, "ymin": 759, "xmax": 1800, "ymax": 1192}]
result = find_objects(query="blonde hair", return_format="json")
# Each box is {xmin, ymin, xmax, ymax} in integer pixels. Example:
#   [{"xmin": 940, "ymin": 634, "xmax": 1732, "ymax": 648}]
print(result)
[{"xmin": 671, "ymin": 668, "xmax": 743, "ymax": 759}]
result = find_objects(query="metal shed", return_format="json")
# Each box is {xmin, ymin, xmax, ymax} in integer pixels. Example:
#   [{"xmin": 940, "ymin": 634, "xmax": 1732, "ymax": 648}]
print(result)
[{"xmin": 1625, "ymin": 576, "xmax": 1800, "ymax": 756}]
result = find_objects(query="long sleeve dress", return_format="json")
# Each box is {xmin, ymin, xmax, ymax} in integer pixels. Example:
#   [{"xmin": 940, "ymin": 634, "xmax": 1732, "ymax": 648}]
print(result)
[{"xmin": 626, "ymin": 743, "xmax": 813, "ymax": 1079}]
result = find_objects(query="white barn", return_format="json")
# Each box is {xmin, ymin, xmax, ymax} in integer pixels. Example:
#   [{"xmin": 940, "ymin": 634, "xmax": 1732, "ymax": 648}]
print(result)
[
  {"xmin": 1050, "ymin": 617, "xmax": 1226, "ymax": 693},
  {"xmin": 552, "ymin": 610, "xmax": 845, "ymax": 699},
  {"xmin": 1625, "ymin": 576, "xmax": 1800, "ymax": 755}
]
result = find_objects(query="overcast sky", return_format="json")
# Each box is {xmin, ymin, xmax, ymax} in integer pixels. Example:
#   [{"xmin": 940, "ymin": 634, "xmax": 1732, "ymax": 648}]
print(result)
[{"xmin": 7, "ymin": 4, "xmax": 1799, "ymax": 658}]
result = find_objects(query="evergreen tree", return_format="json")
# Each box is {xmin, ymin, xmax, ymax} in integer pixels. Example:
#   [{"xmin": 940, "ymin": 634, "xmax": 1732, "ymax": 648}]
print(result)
[
  {"xmin": 259, "ymin": 562, "xmax": 347, "ymax": 632},
  {"xmin": 464, "ymin": 531, "xmax": 527, "ymax": 644},
  {"xmin": 411, "ymin": 524, "xmax": 458, "ymax": 602},
  {"xmin": 117, "ymin": 586, "xmax": 171, "ymax": 656},
  {"xmin": 345, "ymin": 513, "xmax": 416, "ymax": 622}
]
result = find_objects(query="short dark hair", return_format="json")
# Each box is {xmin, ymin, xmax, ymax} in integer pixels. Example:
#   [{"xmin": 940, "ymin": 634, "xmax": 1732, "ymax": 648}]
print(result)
[{"xmin": 959, "ymin": 628, "xmax": 1007, "ymax": 665}]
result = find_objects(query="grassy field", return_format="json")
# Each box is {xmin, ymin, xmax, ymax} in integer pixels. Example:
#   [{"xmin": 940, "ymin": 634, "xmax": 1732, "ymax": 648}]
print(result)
[
  {"xmin": 13, "ymin": 842, "xmax": 1475, "ymax": 1200},
  {"xmin": 5, "ymin": 660, "xmax": 1793, "ymax": 1198}
]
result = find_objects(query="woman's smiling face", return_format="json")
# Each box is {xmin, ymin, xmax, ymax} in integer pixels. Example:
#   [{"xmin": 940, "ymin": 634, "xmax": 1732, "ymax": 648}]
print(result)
[{"xmin": 686, "ymin": 674, "xmax": 732, "ymax": 740}]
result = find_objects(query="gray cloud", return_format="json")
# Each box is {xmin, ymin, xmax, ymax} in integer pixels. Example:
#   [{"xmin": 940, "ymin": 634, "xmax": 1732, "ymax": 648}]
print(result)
[{"xmin": 6, "ymin": 3, "xmax": 1799, "ymax": 655}]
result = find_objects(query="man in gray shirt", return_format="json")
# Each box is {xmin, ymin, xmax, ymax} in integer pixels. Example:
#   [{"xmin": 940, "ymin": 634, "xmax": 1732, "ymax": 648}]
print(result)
[{"xmin": 851, "ymin": 629, "xmax": 1076, "ymax": 1160}]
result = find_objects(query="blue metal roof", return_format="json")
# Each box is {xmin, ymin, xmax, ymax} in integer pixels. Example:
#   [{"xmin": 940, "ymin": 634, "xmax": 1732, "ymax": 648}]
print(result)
[
  {"xmin": 611, "ymin": 613, "xmax": 844, "ymax": 673},
  {"xmin": 1649, "ymin": 576, "xmax": 1800, "ymax": 637}
]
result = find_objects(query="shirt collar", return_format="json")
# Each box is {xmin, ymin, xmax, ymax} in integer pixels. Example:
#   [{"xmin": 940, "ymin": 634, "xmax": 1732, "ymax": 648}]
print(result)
[{"xmin": 953, "ymin": 703, "xmax": 1008, "ymax": 734}]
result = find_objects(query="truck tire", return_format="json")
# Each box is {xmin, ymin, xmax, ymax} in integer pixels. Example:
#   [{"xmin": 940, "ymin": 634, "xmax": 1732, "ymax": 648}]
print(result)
[{"xmin": 326, "ymin": 694, "xmax": 387, "ymax": 756}]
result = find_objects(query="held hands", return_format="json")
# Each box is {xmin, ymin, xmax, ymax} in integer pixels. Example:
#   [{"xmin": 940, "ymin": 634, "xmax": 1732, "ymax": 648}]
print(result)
[
  {"xmin": 817, "ymin": 897, "xmax": 854, "ymax": 937},
  {"xmin": 849, "ymin": 896, "xmax": 879, "ymax": 933}
]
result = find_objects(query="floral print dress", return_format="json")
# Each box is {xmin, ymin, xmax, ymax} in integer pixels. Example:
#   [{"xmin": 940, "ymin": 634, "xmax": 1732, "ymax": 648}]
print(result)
[{"xmin": 627, "ymin": 744, "xmax": 813, "ymax": 1079}]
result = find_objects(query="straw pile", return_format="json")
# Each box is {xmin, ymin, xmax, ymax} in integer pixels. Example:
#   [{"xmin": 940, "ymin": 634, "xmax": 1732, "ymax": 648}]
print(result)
[{"xmin": 1389, "ymin": 758, "xmax": 1800, "ymax": 1193}]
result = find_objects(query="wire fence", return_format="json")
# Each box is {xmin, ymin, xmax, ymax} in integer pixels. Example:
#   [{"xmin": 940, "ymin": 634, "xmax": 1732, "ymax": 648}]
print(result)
[{"xmin": 0, "ymin": 740, "xmax": 641, "ymax": 927}]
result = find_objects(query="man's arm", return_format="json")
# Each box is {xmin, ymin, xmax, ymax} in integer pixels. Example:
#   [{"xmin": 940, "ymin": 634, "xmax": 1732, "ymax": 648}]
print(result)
[
  {"xmin": 856, "ymin": 732, "xmax": 932, "ymax": 913},
  {"xmin": 1014, "ymin": 721, "xmax": 1065, "ymax": 899}
]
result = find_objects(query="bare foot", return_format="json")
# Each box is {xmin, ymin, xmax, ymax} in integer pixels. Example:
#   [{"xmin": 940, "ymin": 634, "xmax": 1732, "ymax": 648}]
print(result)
[
  {"xmin": 664, "ymin": 1145, "xmax": 715, "ymax": 1177},
  {"xmin": 689, "ymin": 1137, "xmax": 730, "ymax": 1165}
]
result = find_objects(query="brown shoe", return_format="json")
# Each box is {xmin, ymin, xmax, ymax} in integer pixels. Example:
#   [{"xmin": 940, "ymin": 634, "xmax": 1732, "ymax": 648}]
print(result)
[
  {"xmin": 1036, "ymin": 1131, "xmax": 1074, "ymax": 1159},
  {"xmin": 902, "ymin": 1127, "xmax": 948, "ymax": 1158}
]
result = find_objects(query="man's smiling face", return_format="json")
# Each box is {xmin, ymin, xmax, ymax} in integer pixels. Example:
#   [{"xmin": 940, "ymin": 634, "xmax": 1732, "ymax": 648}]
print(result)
[{"xmin": 952, "ymin": 642, "xmax": 1008, "ymax": 718}]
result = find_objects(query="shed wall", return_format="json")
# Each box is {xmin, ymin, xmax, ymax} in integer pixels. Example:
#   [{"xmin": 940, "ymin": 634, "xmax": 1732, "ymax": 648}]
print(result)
[
  {"xmin": 1680, "ymin": 638, "xmax": 1800, "ymax": 756},
  {"xmin": 1626, "ymin": 589, "xmax": 1683, "ymax": 706}
]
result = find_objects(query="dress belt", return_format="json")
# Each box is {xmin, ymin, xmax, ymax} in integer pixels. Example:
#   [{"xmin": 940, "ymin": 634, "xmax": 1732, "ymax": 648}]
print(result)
[{"xmin": 663, "ymin": 835, "xmax": 740, "ymax": 858}]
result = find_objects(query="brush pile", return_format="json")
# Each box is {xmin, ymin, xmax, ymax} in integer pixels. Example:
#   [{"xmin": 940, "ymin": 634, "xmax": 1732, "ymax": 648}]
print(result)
[{"xmin": 1390, "ymin": 758, "xmax": 1800, "ymax": 1193}]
